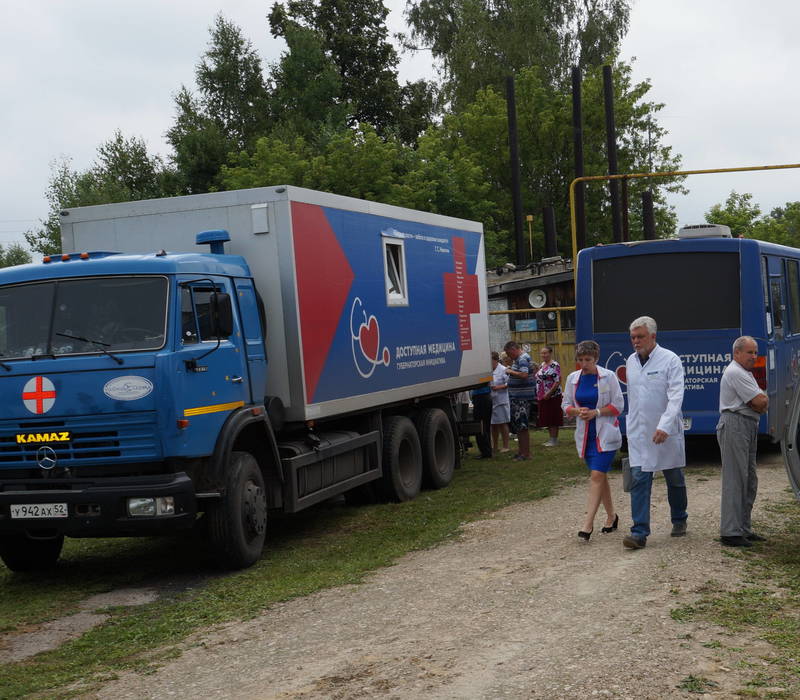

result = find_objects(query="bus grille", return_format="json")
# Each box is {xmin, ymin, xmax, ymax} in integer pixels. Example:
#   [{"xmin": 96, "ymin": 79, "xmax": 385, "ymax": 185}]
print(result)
[{"xmin": 0, "ymin": 413, "xmax": 161, "ymax": 469}]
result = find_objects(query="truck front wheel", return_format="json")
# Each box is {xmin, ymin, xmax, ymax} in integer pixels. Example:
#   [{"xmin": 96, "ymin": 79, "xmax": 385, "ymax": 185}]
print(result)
[
  {"xmin": 0, "ymin": 533, "xmax": 64, "ymax": 572},
  {"xmin": 208, "ymin": 452, "xmax": 267, "ymax": 569},
  {"xmin": 418, "ymin": 408, "xmax": 455, "ymax": 489},
  {"xmin": 381, "ymin": 416, "xmax": 422, "ymax": 502}
]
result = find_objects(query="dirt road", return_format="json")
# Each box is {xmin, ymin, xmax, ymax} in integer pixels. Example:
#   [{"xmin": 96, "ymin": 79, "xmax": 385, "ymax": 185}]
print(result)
[{"xmin": 95, "ymin": 454, "xmax": 794, "ymax": 699}]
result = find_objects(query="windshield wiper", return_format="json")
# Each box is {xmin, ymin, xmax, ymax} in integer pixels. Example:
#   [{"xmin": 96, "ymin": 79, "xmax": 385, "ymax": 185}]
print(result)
[
  {"xmin": 56, "ymin": 333, "xmax": 123, "ymax": 365},
  {"xmin": 0, "ymin": 356, "xmax": 10, "ymax": 371}
]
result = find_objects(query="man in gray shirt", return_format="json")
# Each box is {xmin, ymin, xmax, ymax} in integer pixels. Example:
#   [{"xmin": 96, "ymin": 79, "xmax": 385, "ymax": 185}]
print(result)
[{"xmin": 717, "ymin": 336, "xmax": 769, "ymax": 547}]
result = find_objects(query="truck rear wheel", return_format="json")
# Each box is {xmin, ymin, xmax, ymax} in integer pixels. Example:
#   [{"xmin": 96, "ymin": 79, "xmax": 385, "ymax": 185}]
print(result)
[
  {"xmin": 418, "ymin": 408, "xmax": 455, "ymax": 489},
  {"xmin": 380, "ymin": 416, "xmax": 422, "ymax": 502},
  {"xmin": 208, "ymin": 452, "xmax": 267, "ymax": 569},
  {"xmin": 0, "ymin": 533, "xmax": 64, "ymax": 572}
]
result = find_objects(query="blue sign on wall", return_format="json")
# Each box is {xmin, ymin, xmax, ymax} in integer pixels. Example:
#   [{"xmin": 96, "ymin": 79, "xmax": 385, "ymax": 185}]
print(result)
[{"xmin": 515, "ymin": 319, "xmax": 538, "ymax": 331}]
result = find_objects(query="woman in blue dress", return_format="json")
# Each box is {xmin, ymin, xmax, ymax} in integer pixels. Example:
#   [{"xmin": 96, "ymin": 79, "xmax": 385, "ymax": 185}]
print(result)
[{"xmin": 562, "ymin": 340, "xmax": 625, "ymax": 541}]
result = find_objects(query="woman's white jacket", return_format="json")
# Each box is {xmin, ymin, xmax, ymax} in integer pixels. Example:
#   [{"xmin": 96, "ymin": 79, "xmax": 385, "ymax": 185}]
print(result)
[{"xmin": 562, "ymin": 366, "xmax": 625, "ymax": 458}]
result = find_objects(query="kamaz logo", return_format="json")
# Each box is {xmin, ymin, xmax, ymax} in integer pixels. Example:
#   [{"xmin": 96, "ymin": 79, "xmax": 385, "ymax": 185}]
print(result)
[{"xmin": 15, "ymin": 432, "xmax": 70, "ymax": 444}]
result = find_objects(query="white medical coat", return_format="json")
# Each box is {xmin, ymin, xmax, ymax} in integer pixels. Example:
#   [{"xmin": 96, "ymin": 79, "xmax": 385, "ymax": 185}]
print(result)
[
  {"xmin": 625, "ymin": 344, "xmax": 686, "ymax": 471},
  {"xmin": 562, "ymin": 365, "xmax": 625, "ymax": 458}
]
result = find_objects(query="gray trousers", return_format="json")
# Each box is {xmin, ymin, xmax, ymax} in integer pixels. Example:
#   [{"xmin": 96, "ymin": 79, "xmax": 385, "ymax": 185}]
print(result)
[{"xmin": 716, "ymin": 410, "xmax": 759, "ymax": 537}]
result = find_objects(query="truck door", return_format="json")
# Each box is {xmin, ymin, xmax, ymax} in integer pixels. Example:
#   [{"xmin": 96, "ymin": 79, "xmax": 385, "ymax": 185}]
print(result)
[
  {"xmin": 234, "ymin": 277, "xmax": 267, "ymax": 404},
  {"xmin": 176, "ymin": 279, "xmax": 250, "ymax": 454}
]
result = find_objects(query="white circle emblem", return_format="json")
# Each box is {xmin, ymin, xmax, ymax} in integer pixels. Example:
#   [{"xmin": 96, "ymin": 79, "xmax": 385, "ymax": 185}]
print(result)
[
  {"xmin": 103, "ymin": 376, "xmax": 154, "ymax": 401},
  {"xmin": 22, "ymin": 376, "xmax": 57, "ymax": 415}
]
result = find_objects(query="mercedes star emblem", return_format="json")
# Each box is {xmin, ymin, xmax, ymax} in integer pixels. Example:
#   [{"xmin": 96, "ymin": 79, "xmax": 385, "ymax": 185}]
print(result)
[{"xmin": 37, "ymin": 445, "xmax": 58, "ymax": 470}]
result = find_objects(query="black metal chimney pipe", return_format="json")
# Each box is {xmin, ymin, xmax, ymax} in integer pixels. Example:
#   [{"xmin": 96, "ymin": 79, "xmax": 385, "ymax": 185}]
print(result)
[
  {"xmin": 506, "ymin": 76, "xmax": 526, "ymax": 265},
  {"xmin": 642, "ymin": 190, "xmax": 656, "ymax": 240},
  {"xmin": 543, "ymin": 206, "xmax": 558, "ymax": 258},
  {"xmin": 571, "ymin": 66, "xmax": 586, "ymax": 252},
  {"xmin": 602, "ymin": 65, "xmax": 623, "ymax": 243}
]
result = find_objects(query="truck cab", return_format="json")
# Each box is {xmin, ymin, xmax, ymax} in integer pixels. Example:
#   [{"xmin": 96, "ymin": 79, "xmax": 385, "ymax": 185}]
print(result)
[{"xmin": 0, "ymin": 242, "xmax": 276, "ymax": 570}]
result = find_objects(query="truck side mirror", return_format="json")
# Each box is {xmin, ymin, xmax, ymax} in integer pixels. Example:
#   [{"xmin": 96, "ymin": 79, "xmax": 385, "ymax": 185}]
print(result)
[{"xmin": 211, "ymin": 292, "xmax": 234, "ymax": 338}]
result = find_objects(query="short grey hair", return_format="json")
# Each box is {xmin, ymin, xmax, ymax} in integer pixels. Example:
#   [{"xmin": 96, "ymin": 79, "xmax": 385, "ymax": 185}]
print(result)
[
  {"xmin": 629, "ymin": 316, "xmax": 657, "ymax": 334},
  {"xmin": 733, "ymin": 335, "xmax": 757, "ymax": 353},
  {"xmin": 575, "ymin": 340, "xmax": 600, "ymax": 359}
]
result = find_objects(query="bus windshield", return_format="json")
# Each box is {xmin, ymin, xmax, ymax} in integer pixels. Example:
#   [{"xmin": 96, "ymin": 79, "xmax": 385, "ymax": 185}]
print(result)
[
  {"xmin": 0, "ymin": 276, "xmax": 168, "ymax": 360},
  {"xmin": 592, "ymin": 252, "xmax": 741, "ymax": 333}
]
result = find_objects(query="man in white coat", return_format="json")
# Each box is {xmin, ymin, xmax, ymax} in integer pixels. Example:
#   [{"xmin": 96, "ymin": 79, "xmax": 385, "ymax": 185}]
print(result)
[{"xmin": 623, "ymin": 316, "xmax": 688, "ymax": 549}]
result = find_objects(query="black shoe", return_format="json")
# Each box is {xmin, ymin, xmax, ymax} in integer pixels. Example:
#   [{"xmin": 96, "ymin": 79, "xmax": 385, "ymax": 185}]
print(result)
[
  {"xmin": 671, "ymin": 521, "xmax": 688, "ymax": 537},
  {"xmin": 746, "ymin": 532, "xmax": 767, "ymax": 542},
  {"xmin": 623, "ymin": 535, "xmax": 646, "ymax": 549},
  {"xmin": 578, "ymin": 529, "xmax": 592, "ymax": 541},
  {"xmin": 601, "ymin": 514, "xmax": 619, "ymax": 533},
  {"xmin": 720, "ymin": 535, "xmax": 753, "ymax": 548}
]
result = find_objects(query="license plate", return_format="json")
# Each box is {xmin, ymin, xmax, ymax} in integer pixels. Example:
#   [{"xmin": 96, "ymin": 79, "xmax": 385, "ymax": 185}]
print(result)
[
  {"xmin": 10, "ymin": 503, "xmax": 68, "ymax": 519},
  {"xmin": 682, "ymin": 417, "xmax": 692, "ymax": 431}
]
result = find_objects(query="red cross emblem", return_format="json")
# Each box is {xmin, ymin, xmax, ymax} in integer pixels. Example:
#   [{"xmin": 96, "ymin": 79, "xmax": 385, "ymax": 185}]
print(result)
[
  {"xmin": 22, "ymin": 376, "xmax": 57, "ymax": 415},
  {"xmin": 443, "ymin": 237, "xmax": 480, "ymax": 350}
]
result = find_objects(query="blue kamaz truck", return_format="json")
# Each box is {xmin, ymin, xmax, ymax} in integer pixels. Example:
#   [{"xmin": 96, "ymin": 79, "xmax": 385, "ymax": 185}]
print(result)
[{"xmin": 0, "ymin": 186, "xmax": 490, "ymax": 571}]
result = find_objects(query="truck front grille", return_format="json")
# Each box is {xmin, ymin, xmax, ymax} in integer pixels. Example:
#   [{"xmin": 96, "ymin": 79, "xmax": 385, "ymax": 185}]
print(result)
[{"xmin": 0, "ymin": 413, "xmax": 160, "ymax": 469}]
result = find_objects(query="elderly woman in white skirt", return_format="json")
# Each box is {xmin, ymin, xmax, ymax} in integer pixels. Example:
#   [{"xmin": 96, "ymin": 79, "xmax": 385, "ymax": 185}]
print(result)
[{"xmin": 490, "ymin": 351, "xmax": 510, "ymax": 452}]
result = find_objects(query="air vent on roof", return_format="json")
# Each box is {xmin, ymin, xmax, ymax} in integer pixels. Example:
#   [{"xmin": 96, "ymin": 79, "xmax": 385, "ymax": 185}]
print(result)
[{"xmin": 677, "ymin": 224, "xmax": 732, "ymax": 239}]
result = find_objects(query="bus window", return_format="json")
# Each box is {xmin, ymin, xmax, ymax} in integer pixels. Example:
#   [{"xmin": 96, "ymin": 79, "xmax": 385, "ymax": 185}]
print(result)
[
  {"xmin": 592, "ymin": 252, "xmax": 740, "ymax": 333},
  {"xmin": 770, "ymin": 278, "xmax": 784, "ymax": 337},
  {"xmin": 786, "ymin": 260, "xmax": 800, "ymax": 334}
]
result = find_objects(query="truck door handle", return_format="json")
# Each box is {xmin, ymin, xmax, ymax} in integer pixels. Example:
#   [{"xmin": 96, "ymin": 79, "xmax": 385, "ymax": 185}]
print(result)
[{"xmin": 231, "ymin": 376, "xmax": 243, "ymax": 384}]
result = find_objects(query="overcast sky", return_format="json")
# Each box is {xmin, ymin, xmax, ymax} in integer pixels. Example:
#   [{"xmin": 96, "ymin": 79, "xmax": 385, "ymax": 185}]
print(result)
[{"xmin": 1, "ymin": 0, "xmax": 799, "ymax": 250}]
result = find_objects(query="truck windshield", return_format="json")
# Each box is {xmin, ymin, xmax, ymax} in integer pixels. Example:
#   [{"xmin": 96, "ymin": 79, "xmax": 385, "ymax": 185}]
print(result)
[{"xmin": 0, "ymin": 276, "xmax": 168, "ymax": 360}]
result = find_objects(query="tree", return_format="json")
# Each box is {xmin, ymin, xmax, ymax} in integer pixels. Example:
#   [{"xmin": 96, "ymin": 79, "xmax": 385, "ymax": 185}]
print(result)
[
  {"xmin": 705, "ymin": 192, "xmax": 764, "ymax": 238},
  {"xmin": 705, "ymin": 192, "xmax": 800, "ymax": 246},
  {"xmin": 267, "ymin": 23, "xmax": 349, "ymax": 140},
  {"xmin": 269, "ymin": 0, "xmax": 435, "ymax": 141},
  {"xmin": 167, "ymin": 15, "xmax": 270, "ymax": 193},
  {"xmin": 0, "ymin": 243, "xmax": 31, "ymax": 268},
  {"xmin": 403, "ymin": 0, "xmax": 631, "ymax": 109},
  {"xmin": 764, "ymin": 201, "xmax": 800, "ymax": 246},
  {"xmin": 25, "ymin": 133, "xmax": 177, "ymax": 254},
  {"xmin": 421, "ymin": 61, "xmax": 683, "ymax": 261},
  {"xmin": 220, "ymin": 122, "xmax": 502, "ymax": 254}
]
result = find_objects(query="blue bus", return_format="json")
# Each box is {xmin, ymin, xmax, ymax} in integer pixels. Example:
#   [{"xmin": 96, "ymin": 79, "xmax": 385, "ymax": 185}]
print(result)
[{"xmin": 574, "ymin": 224, "xmax": 800, "ymax": 443}]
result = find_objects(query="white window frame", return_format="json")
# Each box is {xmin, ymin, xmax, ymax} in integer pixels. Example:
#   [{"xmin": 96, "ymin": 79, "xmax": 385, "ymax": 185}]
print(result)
[{"xmin": 382, "ymin": 237, "xmax": 409, "ymax": 306}]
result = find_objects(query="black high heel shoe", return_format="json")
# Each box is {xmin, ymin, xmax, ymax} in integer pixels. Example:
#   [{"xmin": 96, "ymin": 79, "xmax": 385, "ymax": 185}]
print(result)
[
  {"xmin": 578, "ymin": 529, "xmax": 592, "ymax": 541},
  {"xmin": 601, "ymin": 514, "xmax": 619, "ymax": 534}
]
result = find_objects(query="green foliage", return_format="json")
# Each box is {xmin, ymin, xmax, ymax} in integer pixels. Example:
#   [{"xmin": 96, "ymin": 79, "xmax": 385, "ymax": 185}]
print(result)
[
  {"xmin": 0, "ymin": 243, "xmax": 31, "ymax": 268},
  {"xmin": 25, "ymin": 133, "xmax": 178, "ymax": 255},
  {"xmin": 417, "ymin": 61, "xmax": 683, "ymax": 261},
  {"xmin": 220, "ymin": 123, "xmax": 501, "ymax": 242},
  {"xmin": 705, "ymin": 191, "xmax": 800, "ymax": 246},
  {"xmin": 166, "ymin": 14, "xmax": 271, "ymax": 194},
  {"xmin": 404, "ymin": 0, "xmax": 631, "ymax": 109},
  {"xmin": 267, "ymin": 23, "xmax": 349, "ymax": 140},
  {"xmin": 269, "ymin": 0, "xmax": 436, "ymax": 143}
]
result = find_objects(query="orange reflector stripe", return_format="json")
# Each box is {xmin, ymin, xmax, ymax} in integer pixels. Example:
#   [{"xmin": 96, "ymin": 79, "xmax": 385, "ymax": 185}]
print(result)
[{"xmin": 183, "ymin": 400, "xmax": 245, "ymax": 417}]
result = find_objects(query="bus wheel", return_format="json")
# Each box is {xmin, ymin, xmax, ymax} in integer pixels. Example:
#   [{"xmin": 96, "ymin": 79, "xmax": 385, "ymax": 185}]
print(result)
[
  {"xmin": 417, "ymin": 408, "xmax": 455, "ymax": 489},
  {"xmin": 381, "ymin": 416, "xmax": 422, "ymax": 502},
  {"xmin": 208, "ymin": 452, "xmax": 267, "ymax": 569},
  {"xmin": 0, "ymin": 533, "xmax": 64, "ymax": 572}
]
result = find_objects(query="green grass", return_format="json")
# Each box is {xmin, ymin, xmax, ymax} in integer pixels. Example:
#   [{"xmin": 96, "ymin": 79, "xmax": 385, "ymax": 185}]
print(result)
[
  {"xmin": 0, "ymin": 435, "xmax": 584, "ymax": 698},
  {"xmin": 670, "ymin": 498, "xmax": 800, "ymax": 697},
  {"xmin": 677, "ymin": 675, "xmax": 720, "ymax": 693}
]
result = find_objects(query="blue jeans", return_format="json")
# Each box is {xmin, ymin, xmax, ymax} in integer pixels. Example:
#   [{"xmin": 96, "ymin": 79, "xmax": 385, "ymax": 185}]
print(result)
[{"xmin": 629, "ymin": 466, "xmax": 688, "ymax": 538}]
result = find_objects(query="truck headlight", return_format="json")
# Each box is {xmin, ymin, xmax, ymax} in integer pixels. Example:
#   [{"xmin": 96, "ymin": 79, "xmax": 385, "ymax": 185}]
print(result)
[
  {"xmin": 127, "ymin": 496, "xmax": 175, "ymax": 517},
  {"xmin": 127, "ymin": 497, "xmax": 155, "ymax": 517}
]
